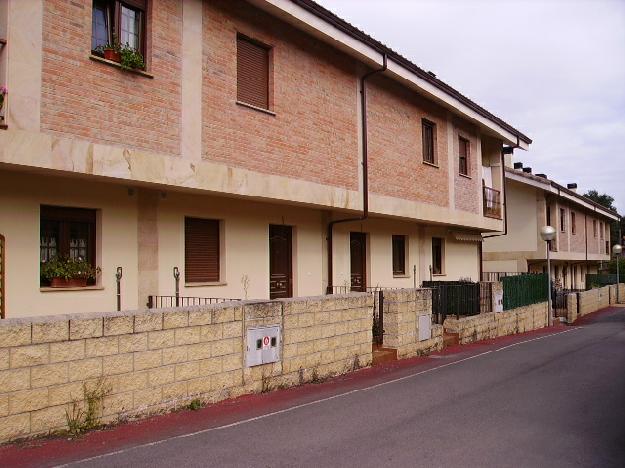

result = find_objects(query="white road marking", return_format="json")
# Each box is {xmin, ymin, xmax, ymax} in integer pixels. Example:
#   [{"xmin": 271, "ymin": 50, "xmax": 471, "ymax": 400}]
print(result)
[{"xmin": 55, "ymin": 326, "xmax": 583, "ymax": 467}]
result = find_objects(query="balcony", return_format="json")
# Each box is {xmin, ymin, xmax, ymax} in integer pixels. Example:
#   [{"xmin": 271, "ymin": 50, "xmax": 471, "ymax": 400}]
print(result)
[{"xmin": 483, "ymin": 186, "xmax": 502, "ymax": 219}]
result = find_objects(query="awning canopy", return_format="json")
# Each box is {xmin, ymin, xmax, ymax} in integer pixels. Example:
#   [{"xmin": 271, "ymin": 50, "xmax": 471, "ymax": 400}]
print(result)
[{"xmin": 452, "ymin": 232, "xmax": 484, "ymax": 243}]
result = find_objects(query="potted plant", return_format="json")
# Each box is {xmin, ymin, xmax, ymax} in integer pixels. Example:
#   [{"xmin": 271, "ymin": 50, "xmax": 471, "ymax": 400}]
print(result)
[
  {"xmin": 119, "ymin": 43, "xmax": 145, "ymax": 71},
  {"xmin": 95, "ymin": 36, "xmax": 121, "ymax": 62},
  {"xmin": 41, "ymin": 257, "xmax": 101, "ymax": 288}
]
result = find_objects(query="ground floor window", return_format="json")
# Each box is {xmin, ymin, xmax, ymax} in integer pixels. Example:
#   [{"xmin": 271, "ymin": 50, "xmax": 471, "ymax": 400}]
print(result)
[
  {"xmin": 40, "ymin": 206, "xmax": 97, "ymax": 286},
  {"xmin": 392, "ymin": 235, "xmax": 407, "ymax": 276},
  {"xmin": 185, "ymin": 217, "xmax": 220, "ymax": 283},
  {"xmin": 432, "ymin": 237, "xmax": 444, "ymax": 275}
]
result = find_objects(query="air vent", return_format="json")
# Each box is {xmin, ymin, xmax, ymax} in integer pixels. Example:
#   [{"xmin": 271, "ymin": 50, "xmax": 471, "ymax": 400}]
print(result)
[
  {"xmin": 536, "ymin": 173, "xmax": 547, "ymax": 179},
  {"xmin": 522, "ymin": 167, "xmax": 532, "ymax": 174},
  {"xmin": 513, "ymin": 162, "xmax": 523, "ymax": 169},
  {"xmin": 567, "ymin": 183, "xmax": 578, "ymax": 190}
]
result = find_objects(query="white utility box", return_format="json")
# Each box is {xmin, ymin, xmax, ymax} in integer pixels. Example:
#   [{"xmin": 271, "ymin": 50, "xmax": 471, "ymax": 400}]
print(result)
[
  {"xmin": 418, "ymin": 314, "xmax": 431, "ymax": 342},
  {"xmin": 246, "ymin": 325, "xmax": 281, "ymax": 367}
]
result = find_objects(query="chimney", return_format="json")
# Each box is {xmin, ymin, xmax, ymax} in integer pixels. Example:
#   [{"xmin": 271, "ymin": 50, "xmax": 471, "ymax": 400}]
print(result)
[
  {"xmin": 522, "ymin": 167, "xmax": 532, "ymax": 174},
  {"xmin": 567, "ymin": 183, "xmax": 578, "ymax": 192},
  {"xmin": 513, "ymin": 162, "xmax": 523, "ymax": 170},
  {"xmin": 536, "ymin": 173, "xmax": 547, "ymax": 179}
]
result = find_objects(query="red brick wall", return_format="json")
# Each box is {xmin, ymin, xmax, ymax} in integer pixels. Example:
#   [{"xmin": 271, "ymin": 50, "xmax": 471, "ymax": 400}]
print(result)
[
  {"xmin": 367, "ymin": 75, "xmax": 449, "ymax": 206},
  {"xmin": 201, "ymin": 0, "xmax": 359, "ymax": 190},
  {"xmin": 570, "ymin": 208, "xmax": 586, "ymax": 253},
  {"xmin": 587, "ymin": 216, "xmax": 599, "ymax": 254},
  {"xmin": 452, "ymin": 119, "xmax": 479, "ymax": 214},
  {"xmin": 41, "ymin": 0, "xmax": 182, "ymax": 155}
]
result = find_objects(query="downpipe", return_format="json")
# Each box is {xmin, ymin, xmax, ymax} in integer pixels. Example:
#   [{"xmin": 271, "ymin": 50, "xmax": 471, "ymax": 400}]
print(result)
[{"xmin": 326, "ymin": 54, "xmax": 387, "ymax": 294}]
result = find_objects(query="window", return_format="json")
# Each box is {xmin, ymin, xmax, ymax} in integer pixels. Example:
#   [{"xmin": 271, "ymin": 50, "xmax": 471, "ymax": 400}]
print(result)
[
  {"xmin": 546, "ymin": 205, "xmax": 551, "ymax": 227},
  {"xmin": 237, "ymin": 35, "xmax": 270, "ymax": 110},
  {"xmin": 606, "ymin": 241, "xmax": 610, "ymax": 254},
  {"xmin": 40, "ymin": 206, "xmax": 97, "ymax": 284},
  {"xmin": 422, "ymin": 119, "xmax": 437, "ymax": 165},
  {"xmin": 458, "ymin": 137, "xmax": 469, "ymax": 176},
  {"xmin": 91, "ymin": 1, "xmax": 146, "ymax": 55},
  {"xmin": 432, "ymin": 237, "xmax": 444, "ymax": 275},
  {"xmin": 600, "ymin": 222, "xmax": 604, "ymax": 240},
  {"xmin": 392, "ymin": 235, "xmax": 407, "ymax": 276},
  {"xmin": 560, "ymin": 208, "xmax": 566, "ymax": 232},
  {"xmin": 593, "ymin": 220, "xmax": 597, "ymax": 238},
  {"xmin": 571, "ymin": 212, "xmax": 576, "ymax": 235},
  {"xmin": 185, "ymin": 217, "xmax": 220, "ymax": 283}
]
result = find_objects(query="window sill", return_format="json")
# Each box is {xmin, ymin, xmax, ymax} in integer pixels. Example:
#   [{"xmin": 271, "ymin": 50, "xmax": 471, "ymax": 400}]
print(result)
[
  {"xmin": 236, "ymin": 100, "xmax": 276, "ymax": 116},
  {"xmin": 459, "ymin": 173, "xmax": 472, "ymax": 179},
  {"xmin": 40, "ymin": 286, "xmax": 104, "ymax": 293},
  {"xmin": 185, "ymin": 281, "xmax": 227, "ymax": 287},
  {"xmin": 422, "ymin": 161, "xmax": 439, "ymax": 169},
  {"xmin": 393, "ymin": 274, "xmax": 410, "ymax": 279},
  {"xmin": 89, "ymin": 55, "xmax": 154, "ymax": 79},
  {"xmin": 432, "ymin": 273, "xmax": 446, "ymax": 277}
]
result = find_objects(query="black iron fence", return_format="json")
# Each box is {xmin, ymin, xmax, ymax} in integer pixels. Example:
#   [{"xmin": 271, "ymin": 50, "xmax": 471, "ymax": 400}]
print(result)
[
  {"xmin": 423, "ymin": 281, "xmax": 482, "ymax": 324},
  {"xmin": 481, "ymin": 271, "xmax": 523, "ymax": 282},
  {"xmin": 147, "ymin": 296, "xmax": 239, "ymax": 309},
  {"xmin": 553, "ymin": 289, "xmax": 584, "ymax": 318}
]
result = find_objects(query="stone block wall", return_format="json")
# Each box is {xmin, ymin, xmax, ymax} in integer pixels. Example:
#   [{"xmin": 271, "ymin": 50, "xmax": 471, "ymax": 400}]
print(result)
[
  {"xmin": 382, "ymin": 289, "xmax": 442, "ymax": 358},
  {"xmin": 0, "ymin": 294, "xmax": 372, "ymax": 443},
  {"xmin": 443, "ymin": 302, "xmax": 548, "ymax": 345},
  {"xmin": 573, "ymin": 285, "xmax": 618, "ymax": 320},
  {"xmin": 566, "ymin": 293, "xmax": 578, "ymax": 324}
]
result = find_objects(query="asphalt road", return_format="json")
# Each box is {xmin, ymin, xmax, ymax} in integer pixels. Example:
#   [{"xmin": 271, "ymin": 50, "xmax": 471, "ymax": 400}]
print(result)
[{"xmin": 53, "ymin": 308, "xmax": 625, "ymax": 467}]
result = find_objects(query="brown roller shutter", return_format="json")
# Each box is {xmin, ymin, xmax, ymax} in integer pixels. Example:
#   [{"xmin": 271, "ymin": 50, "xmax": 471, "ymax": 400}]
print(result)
[
  {"xmin": 185, "ymin": 218, "xmax": 220, "ymax": 283},
  {"xmin": 237, "ymin": 35, "xmax": 269, "ymax": 109}
]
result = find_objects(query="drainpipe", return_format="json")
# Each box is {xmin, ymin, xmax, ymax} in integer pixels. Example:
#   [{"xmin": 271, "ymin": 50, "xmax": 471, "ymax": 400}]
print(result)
[{"xmin": 326, "ymin": 54, "xmax": 387, "ymax": 294}]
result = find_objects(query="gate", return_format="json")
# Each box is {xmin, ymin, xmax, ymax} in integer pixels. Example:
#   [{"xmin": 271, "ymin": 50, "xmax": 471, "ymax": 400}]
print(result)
[
  {"xmin": 553, "ymin": 289, "xmax": 582, "ymax": 318},
  {"xmin": 423, "ymin": 281, "xmax": 481, "ymax": 324},
  {"xmin": 372, "ymin": 289, "xmax": 384, "ymax": 345},
  {"xmin": 0, "ymin": 234, "xmax": 4, "ymax": 319}
]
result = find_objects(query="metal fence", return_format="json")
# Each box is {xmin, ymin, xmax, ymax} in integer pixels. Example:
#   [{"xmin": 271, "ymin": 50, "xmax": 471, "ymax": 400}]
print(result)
[
  {"xmin": 423, "ymin": 281, "xmax": 481, "ymax": 324},
  {"xmin": 481, "ymin": 271, "xmax": 523, "ymax": 282},
  {"xmin": 585, "ymin": 274, "xmax": 623, "ymax": 290},
  {"xmin": 502, "ymin": 274, "xmax": 548, "ymax": 310},
  {"xmin": 147, "ymin": 295, "xmax": 239, "ymax": 309},
  {"xmin": 553, "ymin": 289, "xmax": 584, "ymax": 318}
]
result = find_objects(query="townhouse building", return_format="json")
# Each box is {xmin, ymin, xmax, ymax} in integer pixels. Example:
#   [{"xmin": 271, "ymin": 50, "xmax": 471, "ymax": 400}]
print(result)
[
  {"xmin": 482, "ymin": 162, "xmax": 619, "ymax": 289},
  {"xmin": 0, "ymin": 0, "xmax": 531, "ymax": 318}
]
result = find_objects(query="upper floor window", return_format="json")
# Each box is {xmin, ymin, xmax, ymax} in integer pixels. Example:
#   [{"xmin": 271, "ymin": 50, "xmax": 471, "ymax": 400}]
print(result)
[
  {"xmin": 237, "ymin": 35, "xmax": 270, "ymax": 110},
  {"xmin": 546, "ymin": 205, "xmax": 551, "ymax": 227},
  {"xmin": 571, "ymin": 212, "xmax": 576, "ymax": 235},
  {"xmin": 91, "ymin": 1, "xmax": 146, "ymax": 55},
  {"xmin": 600, "ymin": 222, "xmax": 604, "ymax": 240},
  {"xmin": 458, "ymin": 137, "xmax": 469, "ymax": 176},
  {"xmin": 185, "ymin": 217, "xmax": 220, "ymax": 283},
  {"xmin": 392, "ymin": 235, "xmax": 407, "ymax": 276},
  {"xmin": 593, "ymin": 219, "xmax": 597, "ymax": 238},
  {"xmin": 560, "ymin": 208, "xmax": 566, "ymax": 232},
  {"xmin": 422, "ymin": 119, "xmax": 437, "ymax": 165}
]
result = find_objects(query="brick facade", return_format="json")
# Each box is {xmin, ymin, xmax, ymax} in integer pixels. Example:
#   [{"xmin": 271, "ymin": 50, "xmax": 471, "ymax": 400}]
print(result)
[
  {"xmin": 201, "ymin": 0, "xmax": 359, "ymax": 190},
  {"xmin": 452, "ymin": 119, "xmax": 480, "ymax": 214},
  {"xmin": 367, "ymin": 76, "xmax": 449, "ymax": 206},
  {"xmin": 41, "ymin": 0, "xmax": 183, "ymax": 156}
]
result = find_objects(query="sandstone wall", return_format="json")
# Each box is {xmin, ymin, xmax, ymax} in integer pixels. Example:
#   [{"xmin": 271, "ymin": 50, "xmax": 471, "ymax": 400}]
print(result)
[
  {"xmin": 0, "ymin": 294, "xmax": 372, "ymax": 442},
  {"xmin": 443, "ymin": 302, "xmax": 548, "ymax": 345},
  {"xmin": 382, "ymin": 289, "xmax": 442, "ymax": 358}
]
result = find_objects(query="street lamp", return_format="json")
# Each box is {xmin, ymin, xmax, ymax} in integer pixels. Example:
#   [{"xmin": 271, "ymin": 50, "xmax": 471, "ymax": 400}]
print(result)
[
  {"xmin": 540, "ymin": 226, "xmax": 557, "ymax": 326},
  {"xmin": 613, "ymin": 244, "xmax": 622, "ymax": 304}
]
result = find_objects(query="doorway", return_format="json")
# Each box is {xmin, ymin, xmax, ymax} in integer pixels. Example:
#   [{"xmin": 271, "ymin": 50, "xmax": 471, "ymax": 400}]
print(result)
[
  {"xmin": 350, "ymin": 232, "xmax": 367, "ymax": 292},
  {"xmin": 269, "ymin": 225, "xmax": 293, "ymax": 299}
]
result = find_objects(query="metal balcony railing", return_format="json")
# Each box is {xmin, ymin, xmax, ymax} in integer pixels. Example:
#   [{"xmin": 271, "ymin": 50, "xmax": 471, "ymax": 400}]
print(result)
[{"xmin": 483, "ymin": 186, "xmax": 502, "ymax": 219}]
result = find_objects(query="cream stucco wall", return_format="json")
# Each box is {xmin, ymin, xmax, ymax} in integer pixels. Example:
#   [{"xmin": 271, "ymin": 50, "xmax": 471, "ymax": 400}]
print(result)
[{"xmin": 0, "ymin": 171, "xmax": 139, "ymax": 318}]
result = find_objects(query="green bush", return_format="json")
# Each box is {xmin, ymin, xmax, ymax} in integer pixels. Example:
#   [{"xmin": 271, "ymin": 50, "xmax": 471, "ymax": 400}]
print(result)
[{"xmin": 40, "ymin": 256, "xmax": 100, "ymax": 281}]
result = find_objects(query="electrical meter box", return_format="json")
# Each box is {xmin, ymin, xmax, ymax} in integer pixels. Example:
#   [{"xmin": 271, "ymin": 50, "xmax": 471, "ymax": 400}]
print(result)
[
  {"xmin": 418, "ymin": 314, "xmax": 432, "ymax": 342},
  {"xmin": 246, "ymin": 325, "xmax": 281, "ymax": 367}
]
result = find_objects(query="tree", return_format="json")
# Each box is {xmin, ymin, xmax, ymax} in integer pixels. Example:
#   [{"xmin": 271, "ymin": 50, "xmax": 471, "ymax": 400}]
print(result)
[
  {"xmin": 583, "ymin": 190, "xmax": 615, "ymax": 211},
  {"xmin": 584, "ymin": 190, "xmax": 623, "ymax": 248}
]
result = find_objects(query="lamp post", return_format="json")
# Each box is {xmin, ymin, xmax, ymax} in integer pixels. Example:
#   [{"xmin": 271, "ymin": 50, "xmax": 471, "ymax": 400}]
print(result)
[
  {"xmin": 540, "ymin": 226, "xmax": 557, "ymax": 326},
  {"xmin": 613, "ymin": 244, "xmax": 622, "ymax": 304}
]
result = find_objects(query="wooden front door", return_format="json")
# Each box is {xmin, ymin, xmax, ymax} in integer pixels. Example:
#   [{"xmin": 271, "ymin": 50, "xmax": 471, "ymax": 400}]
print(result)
[
  {"xmin": 269, "ymin": 225, "xmax": 293, "ymax": 299},
  {"xmin": 350, "ymin": 232, "xmax": 367, "ymax": 292}
]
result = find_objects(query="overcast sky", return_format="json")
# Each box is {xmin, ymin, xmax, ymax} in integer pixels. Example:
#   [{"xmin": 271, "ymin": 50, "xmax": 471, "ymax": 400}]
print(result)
[{"xmin": 316, "ymin": 0, "xmax": 625, "ymax": 212}]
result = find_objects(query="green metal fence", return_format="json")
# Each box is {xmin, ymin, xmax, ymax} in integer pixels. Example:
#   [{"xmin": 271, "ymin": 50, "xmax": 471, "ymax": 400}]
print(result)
[
  {"xmin": 503, "ymin": 273, "xmax": 548, "ymax": 310},
  {"xmin": 585, "ymin": 274, "xmax": 623, "ymax": 290}
]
